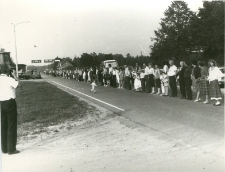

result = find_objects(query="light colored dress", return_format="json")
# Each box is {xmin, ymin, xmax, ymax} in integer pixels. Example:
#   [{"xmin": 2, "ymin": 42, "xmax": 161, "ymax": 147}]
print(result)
[
  {"xmin": 134, "ymin": 73, "xmax": 142, "ymax": 90},
  {"xmin": 208, "ymin": 67, "xmax": 224, "ymax": 100}
]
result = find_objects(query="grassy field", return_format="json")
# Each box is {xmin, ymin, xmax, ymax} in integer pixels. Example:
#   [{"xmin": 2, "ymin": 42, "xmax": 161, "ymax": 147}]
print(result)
[{"xmin": 16, "ymin": 81, "xmax": 90, "ymax": 137}]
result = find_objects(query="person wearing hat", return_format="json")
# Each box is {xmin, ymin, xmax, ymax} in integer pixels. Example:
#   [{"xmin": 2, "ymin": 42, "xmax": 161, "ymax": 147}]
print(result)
[
  {"xmin": 208, "ymin": 59, "xmax": 225, "ymax": 106},
  {"xmin": 0, "ymin": 64, "xmax": 20, "ymax": 155}
]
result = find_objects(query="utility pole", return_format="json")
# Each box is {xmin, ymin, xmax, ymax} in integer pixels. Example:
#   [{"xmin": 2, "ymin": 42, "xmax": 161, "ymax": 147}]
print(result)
[{"xmin": 11, "ymin": 21, "xmax": 30, "ymax": 77}]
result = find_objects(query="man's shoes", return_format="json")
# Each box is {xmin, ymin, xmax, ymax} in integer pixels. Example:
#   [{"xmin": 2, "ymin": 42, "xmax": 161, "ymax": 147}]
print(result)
[
  {"xmin": 186, "ymin": 98, "xmax": 192, "ymax": 100},
  {"xmin": 180, "ymin": 97, "xmax": 186, "ymax": 99},
  {"xmin": 8, "ymin": 150, "xmax": 20, "ymax": 155}
]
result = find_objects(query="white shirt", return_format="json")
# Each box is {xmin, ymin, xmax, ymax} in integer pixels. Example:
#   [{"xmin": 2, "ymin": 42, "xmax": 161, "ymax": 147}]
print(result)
[
  {"xmin": 208, "ymin": 67, "xmax": 225, "ymax": 81},
  {"xmin": 0, "ymin": 75, "xmax": 18, "ymax": 101},
  {"xmin": 168, "ymin": 65, "xmax": 177, "ymax": 76},
  {"xmin": 144, "ymin": 66, "xmax": 150, "ymax": 75},
  {"xmin": 112, "ymin": 70, "xmax": 116, "ymax": 75},
  {"xmin": 149, "ymin": 68, "xmax": 154, "ymax": 75},
  {"xmin": 163, "ymin": 65, "xmax": 168, "ymax": 73},
  {"xmin": 109, "ymin": 67, "xmax": 113, "ymax": 74},
  {"xmin": 140, "ymin": 72, "xmax": 145, "ymax": 78}
]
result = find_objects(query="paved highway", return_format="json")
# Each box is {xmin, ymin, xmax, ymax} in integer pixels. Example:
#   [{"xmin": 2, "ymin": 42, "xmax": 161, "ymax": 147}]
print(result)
[{"xmin": 43, "ymin": 75, "xmax": 224, "ymax": 159}]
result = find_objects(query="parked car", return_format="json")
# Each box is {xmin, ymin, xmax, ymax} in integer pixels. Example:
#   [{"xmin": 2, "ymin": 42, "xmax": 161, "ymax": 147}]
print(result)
[
  {"xmin": 18, "ymin": 72, "xmax": 30, "ymax": 80},
  {"xmin": 218, "ymin": 66, "xmax": 225, "ymax": 88},
  {"xmin": 26, "ymin": 70, "xmax": 42, "ymax": 79}
]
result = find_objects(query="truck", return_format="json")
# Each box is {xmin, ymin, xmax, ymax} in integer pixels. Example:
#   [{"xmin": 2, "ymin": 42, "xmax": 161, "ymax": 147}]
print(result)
[{"xmin": 102, "ymin": 60, "xmax": 118, "ymax": 68}]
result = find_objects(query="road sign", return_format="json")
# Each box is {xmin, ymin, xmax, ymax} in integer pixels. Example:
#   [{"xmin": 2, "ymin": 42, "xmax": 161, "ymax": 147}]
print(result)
[
  {"xmin": 44, "ymin": 59, "xmax": 54, "ymax": 63},
  {"xmin": 31, "ymin": 60, "xmax": 41, "ymax": 63}
]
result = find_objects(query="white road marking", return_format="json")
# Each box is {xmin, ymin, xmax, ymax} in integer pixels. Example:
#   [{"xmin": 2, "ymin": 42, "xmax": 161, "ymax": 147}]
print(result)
[{"xmin": 51, "ymin": 81, "xmax": 125, "ymax": 112}]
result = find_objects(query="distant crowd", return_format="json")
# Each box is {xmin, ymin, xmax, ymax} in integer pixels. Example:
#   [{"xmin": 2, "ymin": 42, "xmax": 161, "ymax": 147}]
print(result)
[{"xmin": 45, "ymin": 59, "xmax": 224, "ymax": 106}]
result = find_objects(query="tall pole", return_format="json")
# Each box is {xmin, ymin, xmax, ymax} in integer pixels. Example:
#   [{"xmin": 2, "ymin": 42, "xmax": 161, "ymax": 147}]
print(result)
[
  {"xmin": 13, "ymin": 25, "xmax": 18, "ymax": 77},
  {"xmin": 11, "ymin": 21, "xmax": 30, "ymax": 77}
]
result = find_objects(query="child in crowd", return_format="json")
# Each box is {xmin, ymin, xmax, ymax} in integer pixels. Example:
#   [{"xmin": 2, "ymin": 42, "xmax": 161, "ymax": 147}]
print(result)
[
  {"xmin": 134, "ymin": 72, "xmax": 142, "ymax": 92},
  {"xmin": 116, "ymin": 68, "xmax": 120, "ymax": 89},
  {"xmin": 105, "ymin": 68, "xmax": 111, "ymax": 87},
  {"xmin": 161, "ymin": 70, "xmax": 169, "ymax": 96},
  {"xmin": 90, "ymin": 76, "xmax": 97, "ymax": 93},
  {"xmin": 154, "ymin": 65, "xmax": 161, "ymax": 95},
  {"xmin": 83, "ymin": 69, "xmax": 86, "ymax": 82},
  {"xmin": 160, "ymin": 70, "xmax": 165, "ymax": 96},
  {"xmin": 118, "ymin": 67, "xmax": 124, "ymax": 89}
]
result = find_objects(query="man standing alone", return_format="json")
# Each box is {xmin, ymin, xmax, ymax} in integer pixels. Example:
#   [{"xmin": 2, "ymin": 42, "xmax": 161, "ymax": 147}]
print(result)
[{"xmin": 0, "ymin": 64, "xmax": 20, "ymax": 155}]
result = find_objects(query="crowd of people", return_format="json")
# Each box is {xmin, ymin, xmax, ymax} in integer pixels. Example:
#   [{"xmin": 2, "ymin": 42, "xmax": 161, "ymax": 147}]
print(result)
[{"xmin": 47, "ymin": 59, "xmax": 224, "ymax": 106}]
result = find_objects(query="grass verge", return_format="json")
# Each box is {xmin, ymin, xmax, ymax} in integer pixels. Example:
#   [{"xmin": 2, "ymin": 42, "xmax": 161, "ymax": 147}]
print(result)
[{"xmin": 16, "ymin": 81, "xmax": 92, "ymax": 138}]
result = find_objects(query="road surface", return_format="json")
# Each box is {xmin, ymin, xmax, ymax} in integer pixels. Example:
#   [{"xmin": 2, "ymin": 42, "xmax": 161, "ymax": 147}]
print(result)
[{"xmin": 43, "ymin": 75, "xmax": 224, "ymax": 158}]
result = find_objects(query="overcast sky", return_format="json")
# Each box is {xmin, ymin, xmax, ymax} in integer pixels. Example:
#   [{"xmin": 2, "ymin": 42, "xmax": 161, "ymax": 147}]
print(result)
[{"xmin": 0, "ymin": 0, "xmax": 203, "ymax": 65}]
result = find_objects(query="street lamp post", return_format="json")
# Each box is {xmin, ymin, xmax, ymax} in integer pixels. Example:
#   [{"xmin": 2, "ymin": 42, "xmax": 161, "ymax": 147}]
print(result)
[{"xmin": 11, "ymin": 21, "xmax": 30, "ymax": 77}]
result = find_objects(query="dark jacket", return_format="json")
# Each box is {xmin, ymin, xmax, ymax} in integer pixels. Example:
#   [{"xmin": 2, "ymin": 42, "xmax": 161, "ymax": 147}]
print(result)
[
  {"xmin": 184, "ymin": 66, "xmax": 192, "ymax": 78},
  {"xmin": 178, "ymin": 66, "xmax": 186, "ymax": 80},
  {"xmin": 192, "ymin": 66, "xmax": 201, "ymax": 79}
]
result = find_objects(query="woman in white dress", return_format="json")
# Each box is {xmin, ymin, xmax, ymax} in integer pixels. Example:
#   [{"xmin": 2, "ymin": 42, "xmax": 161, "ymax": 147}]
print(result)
[{"xmin": 134, "ymin": 72, "xmax": 142, "ymax": 92}]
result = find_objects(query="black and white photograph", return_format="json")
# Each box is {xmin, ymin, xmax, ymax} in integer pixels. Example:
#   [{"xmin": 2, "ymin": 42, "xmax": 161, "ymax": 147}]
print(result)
[{"xmin": 0, "ymin": 0, "xmax": 224, "ymax": 171}]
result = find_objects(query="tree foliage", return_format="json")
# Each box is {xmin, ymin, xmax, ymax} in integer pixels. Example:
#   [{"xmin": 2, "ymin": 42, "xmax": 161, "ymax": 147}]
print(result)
[{"xmin": 150, "ymin": 1, "xmax": 224, "ymax": 65}]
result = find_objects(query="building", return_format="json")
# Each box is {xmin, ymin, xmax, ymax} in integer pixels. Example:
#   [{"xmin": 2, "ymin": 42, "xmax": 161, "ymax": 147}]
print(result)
[
  {"xmin": 0, "ymin": 52, "xmax": 16, "ymax": 68},
  {"xmin": 56, "ymin": 59, "xmax": 74, "ymax": 69},
  {"xmin": 18, "ymin": 64, "xmax": 27, "ymax": 73}
]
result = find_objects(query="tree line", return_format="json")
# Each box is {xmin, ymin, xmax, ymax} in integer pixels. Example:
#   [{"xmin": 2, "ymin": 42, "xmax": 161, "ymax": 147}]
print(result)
[
  {"xmin": 39, "ymin": 1, "xmax": 223, "ymax": 71},
  {"xmin": 150, "ymin": 1, "xmax": 224, "ymax": 65}
]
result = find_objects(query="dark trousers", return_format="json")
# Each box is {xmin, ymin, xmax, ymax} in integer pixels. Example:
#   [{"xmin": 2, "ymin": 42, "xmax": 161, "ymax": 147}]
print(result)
[
  {"xmin": 112, "ymin": 75, "xmax": 117, "ymax": 88},
  {"xmin": 110, "ymin": 75, "xmax": 113, "ymax": 87},
  {"xmin": 145, "ymin": 75, "xmax": 150, "ymax": 93},
  {"xmin": 184, "ymin": 78, "xmax": 192, "ymax": 100},
  {"xmin": 141, "ymin": 78, "xmax": 145, "ymax": 92},
  {"xmin": 1, "ymin": 99, "xmax": 18, "ymax": 153},
  {"xmin": 169, "ymin": 76, "xmax": 177, "ymax": 96},
  {"xmin": 179, "ymin": 78, "xmax": 186, "ymax": 97}
]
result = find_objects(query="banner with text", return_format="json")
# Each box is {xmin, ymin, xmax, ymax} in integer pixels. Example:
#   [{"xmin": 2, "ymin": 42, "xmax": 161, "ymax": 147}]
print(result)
[
  {"xmin": 44, "ymin": 59, "xmax": 54, "ymax": 63},
  {"xmin": 31, "ymin": 60, "xmax": 41, "ymax": 63}
]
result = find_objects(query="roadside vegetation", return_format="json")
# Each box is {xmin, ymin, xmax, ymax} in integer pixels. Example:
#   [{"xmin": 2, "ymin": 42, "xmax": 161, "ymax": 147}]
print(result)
[{"xmin": 16, "ymin": 81, "xmax": 90, "ymax": 137}]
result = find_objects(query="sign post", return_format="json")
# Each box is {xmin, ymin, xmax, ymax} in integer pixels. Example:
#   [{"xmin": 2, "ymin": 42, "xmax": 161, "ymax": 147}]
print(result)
[
  {"xmin": 44, "ymin": 59, "xmax": 54, "ymax": 63},
  {"xmin": 31, "ymin": 60, "xmax": 42, "ymax": 63}
]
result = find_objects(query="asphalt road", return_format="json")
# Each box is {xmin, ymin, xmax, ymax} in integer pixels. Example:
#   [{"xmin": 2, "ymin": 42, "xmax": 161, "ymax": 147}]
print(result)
[{"xmin": 42, "ymin": 75, "xmax": 224, "ymax": 158}]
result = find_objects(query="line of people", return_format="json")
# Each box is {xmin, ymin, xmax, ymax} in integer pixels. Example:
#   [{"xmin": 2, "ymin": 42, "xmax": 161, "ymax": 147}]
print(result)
[{"xmin": 50, "ymin": 59, "xmax": 224, "ymax": 106}]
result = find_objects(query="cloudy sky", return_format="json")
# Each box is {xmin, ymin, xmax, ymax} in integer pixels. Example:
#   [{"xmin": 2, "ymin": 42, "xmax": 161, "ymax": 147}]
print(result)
[{"xmin": 0, "ymin": 0, "xmax": 203, "ymax": 65}]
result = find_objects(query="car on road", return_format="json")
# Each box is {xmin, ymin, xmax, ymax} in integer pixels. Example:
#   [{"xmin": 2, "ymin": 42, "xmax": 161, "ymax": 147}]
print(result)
[
  {"xmin": 32, "ymin": 70, "xmax": 41, "ymax": 79},
  {"xmin": 218, "ymin": 66, "xmax": 225, "ymax": 88},
  {"xmin": 26, "ymin": 70, "xmax": 42, "ymax": 79},
  {"xmin": 18, "ymin": 72, "xmax": 30, "ymax": 80}
]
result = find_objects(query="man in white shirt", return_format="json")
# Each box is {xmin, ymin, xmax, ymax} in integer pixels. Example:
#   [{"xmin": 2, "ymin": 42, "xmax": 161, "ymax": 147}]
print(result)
[
  {"xmin": 0, "ymin": 64, "xmax": 20, "ymax": 155},
  {"xmin": 168, "ymin": 60, "xmax": 178, "ymax": 97}
]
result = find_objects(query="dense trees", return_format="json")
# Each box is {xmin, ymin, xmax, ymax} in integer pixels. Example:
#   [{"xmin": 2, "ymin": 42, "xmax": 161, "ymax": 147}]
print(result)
[{"xmin": 151, "ymin": 1, "xmax": 224, "ymax": 65}]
